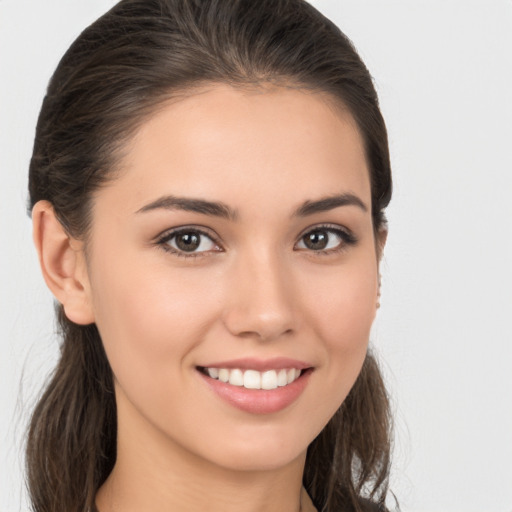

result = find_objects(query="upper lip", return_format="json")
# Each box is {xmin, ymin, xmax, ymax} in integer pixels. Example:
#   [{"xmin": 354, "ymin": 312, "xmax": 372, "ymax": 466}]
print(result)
[{"xmin": 198, "ymin": 357, "xmax": 312, "ymax": 372}]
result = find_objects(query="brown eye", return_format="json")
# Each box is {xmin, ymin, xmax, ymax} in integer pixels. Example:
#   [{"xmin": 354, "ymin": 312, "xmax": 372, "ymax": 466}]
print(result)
[
  {"xmin": 161, "ymin": 229, "xmax": 218, "ymax": 255},
  {"xmin": 175, "ymin": 232, "xmax": 201, "ymax": 252},
  {"xmin": 302, "ymin": 230, "xmax": 329, "ymax": 250},
  {"xmin": 296, "ymin": 226, "xmax": 356, "ymax": 253}
]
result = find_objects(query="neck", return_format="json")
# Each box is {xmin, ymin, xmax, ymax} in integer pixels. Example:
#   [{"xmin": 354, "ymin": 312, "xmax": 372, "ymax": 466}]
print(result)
[
  {"xmin": 96, "ymin": 399, "xmax": 307, "ymax": 512},
  {"xmin": 97, "ymin": 451, "xmax": 306, "ymax": 512}
]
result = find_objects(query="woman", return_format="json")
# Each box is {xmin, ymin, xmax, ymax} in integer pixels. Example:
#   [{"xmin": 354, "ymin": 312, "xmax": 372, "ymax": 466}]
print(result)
[{"xmin": 27, "ymin": 1, "xmax": 393, "ymax": 511}]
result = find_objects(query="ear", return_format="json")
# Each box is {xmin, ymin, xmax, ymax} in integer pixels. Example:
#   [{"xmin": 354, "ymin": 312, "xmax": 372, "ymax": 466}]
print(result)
[
  {"xmin": 375, "ymin": 227, "xmax": 387, "ymax": 310},
  {"xmin": 376, "ymin": 226, "xmax": 388, "ymax": 262},
  {"xmin": 32, "ymin": 201, "xmax": 95, "ymax": 325}
]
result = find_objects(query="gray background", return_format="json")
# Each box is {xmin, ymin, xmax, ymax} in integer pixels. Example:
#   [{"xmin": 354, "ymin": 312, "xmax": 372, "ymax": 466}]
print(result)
[{"xmin": 1, "ymin": 1, "xmax": 511, "ymax": 511}]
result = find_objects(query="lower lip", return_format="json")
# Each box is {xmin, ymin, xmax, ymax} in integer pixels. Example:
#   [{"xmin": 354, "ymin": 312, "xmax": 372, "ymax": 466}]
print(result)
[{"xmin": 198, "ymin": 369, "xmax": 312, "ymax": 414}]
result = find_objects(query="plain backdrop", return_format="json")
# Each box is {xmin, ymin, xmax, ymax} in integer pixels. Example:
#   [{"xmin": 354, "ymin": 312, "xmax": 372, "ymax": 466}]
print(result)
[{"xmin": 1, "ymin": 1, "xmax": 511, "ymax": 511}]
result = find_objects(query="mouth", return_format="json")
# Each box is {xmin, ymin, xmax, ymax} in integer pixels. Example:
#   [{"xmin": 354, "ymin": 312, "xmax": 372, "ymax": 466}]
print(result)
[
  {"xmin": 197, "ymin": 366, "xmax": 304, "ymax": 390},
  {"xmin": 196, "ymin": 358, "xmax": 313, "ymax": 413}
]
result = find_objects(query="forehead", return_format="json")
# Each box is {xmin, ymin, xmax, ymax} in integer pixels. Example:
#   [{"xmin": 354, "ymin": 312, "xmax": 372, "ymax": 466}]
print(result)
[{"xmin": 96, "ymin": 84, "xmax": 371, "ymax": 217}]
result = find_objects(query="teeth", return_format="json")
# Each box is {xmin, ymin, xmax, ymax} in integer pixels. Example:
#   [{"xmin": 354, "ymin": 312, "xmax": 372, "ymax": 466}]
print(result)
[
  {"xmin": 207, "ymin": 368, "xmax": 219, "ymax": 379},
  {"xmin": 277, "ymin": 369, "xmax": 288, "ymax": 387},
  {"xmin": 261, "ymin": 370, "xmax": 277, "ymax": 390},
  {"xmin": 204, "ymin": 367, "xmax": 303, "ymax": 390},
  {"xmin": 244, "ymin": 370, "xmax": 261, "ymax": 389},
  {"xmin": 229, "ymin": 369, "xmax": 244, "ymax": 386}
]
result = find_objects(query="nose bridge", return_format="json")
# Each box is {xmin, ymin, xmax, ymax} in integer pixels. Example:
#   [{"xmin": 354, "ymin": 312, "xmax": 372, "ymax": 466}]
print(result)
[{"xmin": 223, "ymin": 243, "xmax": 297, "ymax": 341}]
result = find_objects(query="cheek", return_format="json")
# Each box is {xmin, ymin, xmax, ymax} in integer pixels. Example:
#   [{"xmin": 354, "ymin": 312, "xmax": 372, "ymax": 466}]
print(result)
[
  {"xmin": 89, "ymin": 260, "xmax": 228, "ymax": 443},
  {"xmin": 301, "ymin": 257, "xmax": 378, "ymax": 385},
  {"xmin": 89, "ymin": 255, "xmax": 223, "ymax": 385},
  {"xmin": 304, "ymin": 257, "xmax": 377, "ymax": 338}
]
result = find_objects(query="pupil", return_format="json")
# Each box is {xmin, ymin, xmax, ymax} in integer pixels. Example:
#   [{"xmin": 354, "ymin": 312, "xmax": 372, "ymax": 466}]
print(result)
[
  {"xmin": 176, "ymin": 233, "xmax": 200, "ymax": 251},
  {"xmin": 305, "ymin": 230, "xmax": 328, "ymax": 250}
]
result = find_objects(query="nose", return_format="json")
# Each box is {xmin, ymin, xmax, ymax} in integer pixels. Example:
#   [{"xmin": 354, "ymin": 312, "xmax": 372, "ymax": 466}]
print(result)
[{"xmin": 222, "ymin": 250, "xmax": 297, "ymax": 342}]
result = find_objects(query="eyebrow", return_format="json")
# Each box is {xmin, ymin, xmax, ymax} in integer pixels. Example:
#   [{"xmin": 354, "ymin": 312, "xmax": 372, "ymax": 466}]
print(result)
[
  {"xmin": 136, "ymin": 195, "xmax": 237, "ymax": 220},
  {"xmin": 294, "ymin": 193, "xmax": 368, "ymax": 216},
  {"xmin": 136, "ymin": 192, "xmax": 367, "ymax": 220}
]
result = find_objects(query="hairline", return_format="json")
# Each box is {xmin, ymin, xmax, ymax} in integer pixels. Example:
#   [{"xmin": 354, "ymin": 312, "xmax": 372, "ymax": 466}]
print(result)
[{"xmin": 80, "ymin": 78, "xmax": 373, "ymax": 256}]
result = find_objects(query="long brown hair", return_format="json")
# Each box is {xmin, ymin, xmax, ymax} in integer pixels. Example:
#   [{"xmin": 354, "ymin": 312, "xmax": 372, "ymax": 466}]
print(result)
[{"xmin": 27, "ymin": 1, "xmax": 393, "ymax": 511}]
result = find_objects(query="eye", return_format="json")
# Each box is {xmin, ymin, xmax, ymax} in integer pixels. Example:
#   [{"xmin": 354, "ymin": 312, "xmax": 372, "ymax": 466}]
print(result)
[
  {"xmin": 157, "ymin": 228, "xmax": 220, "ymax": 256},
  {"xmin": 295, "ymin": 226, "xmax": 356, "ymax": 253}
]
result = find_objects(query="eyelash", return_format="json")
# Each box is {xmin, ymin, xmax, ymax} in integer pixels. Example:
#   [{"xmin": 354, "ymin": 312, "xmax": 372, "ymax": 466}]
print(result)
[
  {"xmin": 155, "ymin": 226, "xmax": 222, "ymax": 259},
  {"xmin": 155, "ymin": 224, "xmax": 357, "ymax": 259},
  {"xmin": 295, "ymin": 224, "xmax": 358, "ymax": 256}
]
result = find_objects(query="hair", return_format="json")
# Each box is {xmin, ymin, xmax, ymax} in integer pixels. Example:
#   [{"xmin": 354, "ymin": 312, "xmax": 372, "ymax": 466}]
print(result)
[{"xmin": 26, "ymin": 1, "xmax": 393, "ymax": 511}]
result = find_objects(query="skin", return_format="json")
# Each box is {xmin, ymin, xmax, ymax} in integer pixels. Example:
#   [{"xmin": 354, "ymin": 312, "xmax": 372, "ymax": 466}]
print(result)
[{"xmin": 33, "ymin": 84, "xmax": 384, "ymax": 512}]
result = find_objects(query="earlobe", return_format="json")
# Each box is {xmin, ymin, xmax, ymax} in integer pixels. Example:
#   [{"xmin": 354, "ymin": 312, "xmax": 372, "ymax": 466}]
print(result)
[{"xmin": 32, "ymin": 201, "xmax": 95, "ymax": 325}]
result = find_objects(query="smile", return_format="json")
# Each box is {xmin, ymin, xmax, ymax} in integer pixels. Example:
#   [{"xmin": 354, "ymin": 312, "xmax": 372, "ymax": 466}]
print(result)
[
  {"xmin": 200, "ymin": 367, "xmax": 302, "ymax": 390},
  {"xmin": 197, "ymin": 358, "xmax": 313, "ymax": 414}
]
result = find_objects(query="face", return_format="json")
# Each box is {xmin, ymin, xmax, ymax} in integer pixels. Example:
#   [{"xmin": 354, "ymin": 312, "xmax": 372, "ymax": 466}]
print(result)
[{"xmin": 83, "ymin": 84, "xmax": 381, "ymax": 473}]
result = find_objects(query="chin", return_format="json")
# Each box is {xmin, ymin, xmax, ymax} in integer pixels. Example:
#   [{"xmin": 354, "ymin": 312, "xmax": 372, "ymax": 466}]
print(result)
[
  {"xmin": 213, "ymin": 448, "xmax": 306, "ymax": 473},
  {"xmin": 196, "ymin": 425, "xmax": 313, "ymax": 473}
]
